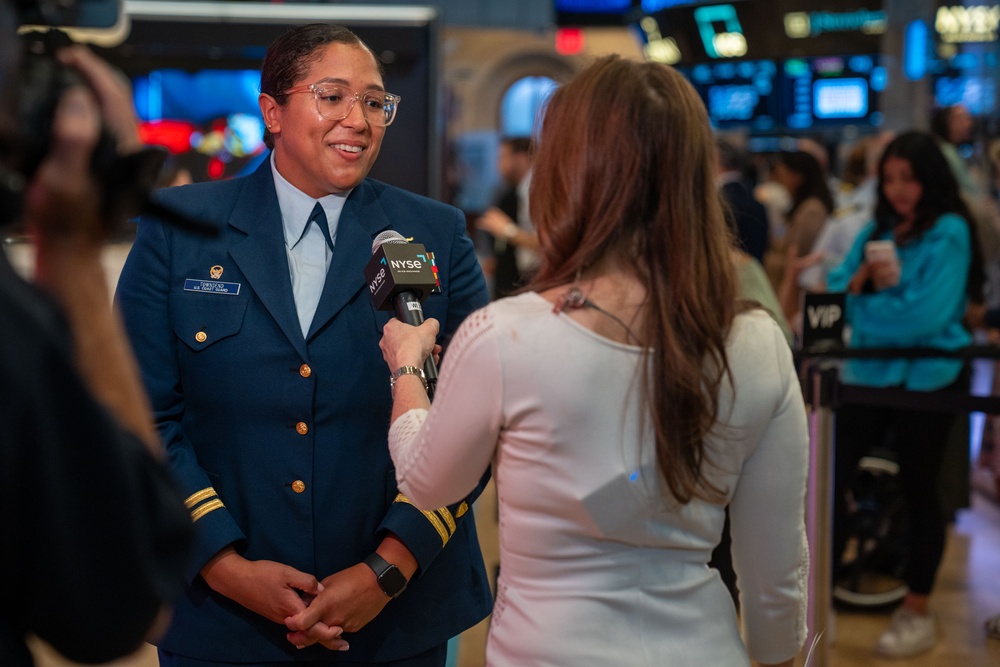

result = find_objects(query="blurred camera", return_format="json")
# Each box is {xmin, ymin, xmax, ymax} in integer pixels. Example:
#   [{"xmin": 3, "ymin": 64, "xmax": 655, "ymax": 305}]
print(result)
[
  {"xmin": 1, "ymin": 0, "xmax": 167, "ymax": 231},
  {"xmin": 16, "ymin": 0, "xmax": 120, "ymax": 29}
]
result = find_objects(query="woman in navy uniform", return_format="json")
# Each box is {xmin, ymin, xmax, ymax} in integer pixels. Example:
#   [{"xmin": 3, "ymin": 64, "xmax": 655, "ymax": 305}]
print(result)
[{"xmin": 116, "ymin": 23, "xmax": 492, "ymax": 666}]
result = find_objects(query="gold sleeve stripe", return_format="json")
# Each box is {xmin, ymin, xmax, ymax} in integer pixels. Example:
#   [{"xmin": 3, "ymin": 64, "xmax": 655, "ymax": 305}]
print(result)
[
  {"xmin": 456, "ymin": 501, "xmax": 469, "ymax": 518},
  {"xmin": 421, "ymin": 510, "xmax": 450, "ymax": 546},
  {"xmin": 393, "ymin": 493, "xmax": 451, "ymax": 546},
  {"xmin": 436, "ymin": 507, "xmax": 456, "ymax": 536},
  {"xmin": 190, "ymin": 498, "xmax": 225, "ymax": 522},
  {"xmin": 185, "ymin": 487, "xmax": 217, "ymax": 508}
]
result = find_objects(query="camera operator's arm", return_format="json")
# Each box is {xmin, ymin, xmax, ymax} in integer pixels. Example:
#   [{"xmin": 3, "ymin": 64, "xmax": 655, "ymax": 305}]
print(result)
[
  {"xmin": 26, "ymin": 46, "xmax": 157, "ymax": 456},
  {"xmin": 4, "ymin": 45, "xmax": 192, "ymax": 664}
]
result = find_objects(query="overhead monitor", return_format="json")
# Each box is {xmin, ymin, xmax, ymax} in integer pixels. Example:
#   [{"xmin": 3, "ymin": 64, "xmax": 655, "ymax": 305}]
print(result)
[
  {"xmin": 554, "ymin": 0, "xmax": 734, "ymax": 26},
  {"xmin": 680, "ymin": 59, "xmax": 781, "ymax": 131},
  {"xmin": 646, "ymin": 1, "xmax": 885, "ymax": 64},
  {"xmin": 780, "ymin": 54, "xmax": 885, "ymax": 130},
  {"xmin": 933, "ymin": 75, "xmax": 998, "ymax": 116}
]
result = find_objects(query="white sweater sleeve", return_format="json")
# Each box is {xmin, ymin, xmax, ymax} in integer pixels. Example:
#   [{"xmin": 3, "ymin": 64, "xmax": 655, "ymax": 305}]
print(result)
[
  {"xmin": 729, "ymin": 322, "xmax": 810, "ymax": 664},
  {"xmin": 388, "ymin": 306, "xmax": 503, "ymax": 509}
]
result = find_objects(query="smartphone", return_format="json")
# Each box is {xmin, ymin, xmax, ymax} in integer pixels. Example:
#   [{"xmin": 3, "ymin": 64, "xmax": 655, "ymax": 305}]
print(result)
[{"xmin": 864, "ymin": 239, "xmax": 899, "ymax": 266}]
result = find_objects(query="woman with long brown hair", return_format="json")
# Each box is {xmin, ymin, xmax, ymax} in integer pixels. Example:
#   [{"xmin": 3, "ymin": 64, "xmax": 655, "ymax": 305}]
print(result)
[{"xmin": 378, "ymin": 55, "xmax": 809, "ymax": 666}]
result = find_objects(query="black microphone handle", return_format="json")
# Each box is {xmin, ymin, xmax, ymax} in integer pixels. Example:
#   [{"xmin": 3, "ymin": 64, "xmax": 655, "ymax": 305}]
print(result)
[{"xmin": 392, "ymin": 290, "xmax": 439, "ymax": 399}]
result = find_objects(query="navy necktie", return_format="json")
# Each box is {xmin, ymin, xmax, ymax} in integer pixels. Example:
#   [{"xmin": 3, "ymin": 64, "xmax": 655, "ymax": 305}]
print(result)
[
  {"xmin": 292, "ymin": 202, "xmax": 333, "ymax": 337},
  {"xmin": 308, "ymin": 202, "xmax": 334, "ymax": 250}
]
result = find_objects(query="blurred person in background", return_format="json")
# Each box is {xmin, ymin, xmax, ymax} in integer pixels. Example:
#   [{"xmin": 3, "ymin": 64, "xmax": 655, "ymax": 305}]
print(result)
[
  {"xmin": 367, "ymin": 54, "xmax": 809, "ymax": 667},
  {"xmin": 765, "ymin": 151, "xmax": 835, "ymax": 329},
  {"xmin": 717, "ymin": 137, "xmax": 768, "ymax": 263},
  {"xmin": 930, "ymin": 104, "xmax": 981, "ymax": 200},
  {"xmin": 827, "ymin": 130, "xmax": 984, "ymax": 659},
  {"xmin": 476, "ymin": 136, "xmax": 537, "ymax": 298}
]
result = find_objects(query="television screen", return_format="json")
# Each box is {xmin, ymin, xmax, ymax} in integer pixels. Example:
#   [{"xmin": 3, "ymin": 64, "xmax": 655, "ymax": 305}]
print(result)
[
  {"xmin": 93, "ymin": 1, "xmax": 440, "ymax": 196},
  {"xmin": 781, "ymin": 54, "xmax": 884, "ymax": 130},
  {"xmin": 682, "ymin": 59, "xmax": 780, "ymax": 131},
  {"xmin": 813, "ymin": 78, "xmax": 868, "ymax": 118},
  {"xmin": 134, "ymin": 69, "xmax": 267, "ymax": 182},
  {"xmin": 555, "ymin": 0, "xmax": 726, "ymax": 26},
  {"xmin": 555, "ymin": 0, "xmax": 635, "ymax": 26}
]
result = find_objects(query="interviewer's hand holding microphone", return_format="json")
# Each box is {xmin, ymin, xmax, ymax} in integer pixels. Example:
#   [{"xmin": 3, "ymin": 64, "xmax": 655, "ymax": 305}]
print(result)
[{"xmin": 380, "ymin": 318, "xmax": 442, "ymax": 419}]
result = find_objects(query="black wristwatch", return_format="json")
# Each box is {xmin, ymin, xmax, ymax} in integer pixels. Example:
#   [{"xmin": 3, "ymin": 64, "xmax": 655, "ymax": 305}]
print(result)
[{"xmin": 363, "ymin": 552, "xmax": 408, "ymax": 599}]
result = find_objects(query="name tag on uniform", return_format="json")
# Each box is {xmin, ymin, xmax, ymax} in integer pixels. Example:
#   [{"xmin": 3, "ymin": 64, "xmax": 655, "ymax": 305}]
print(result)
[{"xmin": 183, "ymin": 279, "xmax": 241, "ymax": 295}]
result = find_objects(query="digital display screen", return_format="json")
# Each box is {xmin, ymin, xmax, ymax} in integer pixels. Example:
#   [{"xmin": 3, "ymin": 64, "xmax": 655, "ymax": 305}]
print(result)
[
  {"xmin": 555, "ymin": 0, "xmax": 635, "ymax": 25},
  {"xmin": 555, "ymin": 0, "xmax": 632, "ymax": 12},
  {"xmin": 709, "ymin": 84, "xmax": 762, "ymax": 120},
  {"xmin": 933, "ymin": 75, "xmax": 997, "ymax": 116},
  {"xmin": 813, "ymin": 78, "xmax": 868, "ymax": 118},
  {"xmin": 134, "ymin": 69, "xmax": 267, "ymax": 182},
  {"xmin": 682, "ymin": 59, "xmax": 780, "ymax": 131},
  {"xmin": 555, "ymin": 0, "xmax": 725, "ymax": 26},
  {"xmin": 644, "ymin": 0, "xmax": 885, "ymax": 64},
  {"xmin": 781, "ymin": 54, "xmax": 884, "ymax": 129}
]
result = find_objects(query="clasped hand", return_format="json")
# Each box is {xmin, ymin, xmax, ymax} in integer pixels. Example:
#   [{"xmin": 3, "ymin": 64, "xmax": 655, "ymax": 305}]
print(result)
[{"xmin": 202, "ymin": 549, "xmax": 392, "ymax": 651}]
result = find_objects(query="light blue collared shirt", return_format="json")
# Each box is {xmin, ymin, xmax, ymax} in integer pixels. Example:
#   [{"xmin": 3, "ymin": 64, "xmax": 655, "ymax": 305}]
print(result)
[{"xmin": 270, "ymin": 153, "xmax": 351, "ymax": 337}]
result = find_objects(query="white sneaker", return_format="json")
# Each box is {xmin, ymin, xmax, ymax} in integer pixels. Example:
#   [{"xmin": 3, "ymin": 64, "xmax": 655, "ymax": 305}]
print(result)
[{"xmin": 875, "ymin": 607, "xmax": 937, "ymax": 658}]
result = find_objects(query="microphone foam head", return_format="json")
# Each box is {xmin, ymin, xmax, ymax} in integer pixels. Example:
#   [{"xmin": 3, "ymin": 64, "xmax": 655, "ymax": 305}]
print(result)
[{"xmin": 371, "ymin": 230, "xmax": 408, "ymax": 255}]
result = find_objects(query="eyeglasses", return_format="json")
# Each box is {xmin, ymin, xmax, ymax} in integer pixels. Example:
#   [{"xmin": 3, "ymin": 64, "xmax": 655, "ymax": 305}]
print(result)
[{"xmin": 282, "ymin": 83, "xmax": 401, "ymax": 127}]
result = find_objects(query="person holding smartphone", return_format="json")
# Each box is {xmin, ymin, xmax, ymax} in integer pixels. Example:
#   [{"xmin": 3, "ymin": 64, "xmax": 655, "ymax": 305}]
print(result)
[{"xmin": 826, "ymin": 130, "xmax": 984, "ymax": 658}]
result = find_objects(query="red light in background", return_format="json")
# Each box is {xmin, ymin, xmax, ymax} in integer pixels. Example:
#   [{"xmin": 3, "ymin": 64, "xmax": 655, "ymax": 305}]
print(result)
[
  {"xmin": 139, "ymin": 120, "xmax": 195, "ymax": 154},
  {"xmin": 207, "ymin": 157, "xmax": 225, "ymax": 180},
  {"xmin": 555, "ymin": 28, "xmax": 584, "ymax": 55}
]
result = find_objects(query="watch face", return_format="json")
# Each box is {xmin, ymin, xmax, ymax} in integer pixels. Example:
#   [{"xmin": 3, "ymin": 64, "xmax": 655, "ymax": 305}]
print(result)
[{"xmin": 379, "ymin": 565, "xmax": 408, "ymax": 598}]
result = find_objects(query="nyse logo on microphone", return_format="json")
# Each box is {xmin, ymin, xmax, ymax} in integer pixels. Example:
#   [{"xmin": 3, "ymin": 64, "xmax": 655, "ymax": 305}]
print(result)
[
  {"xmin": 369, "ymin": 267, "xmax": 387, "ymax": 296},
  {"xmin": 364, "ymin": 242, "xmax": 437, "ymax": 311},
  {"xmin": 391, "ymin": 259, "xmax": 424, "ymax": 270}
]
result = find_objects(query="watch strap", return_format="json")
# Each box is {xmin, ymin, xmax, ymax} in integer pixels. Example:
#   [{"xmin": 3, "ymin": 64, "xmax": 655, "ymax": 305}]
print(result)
[{"xmin": 363, "ymin": 552, "xmax": 408, "ymax": 598}]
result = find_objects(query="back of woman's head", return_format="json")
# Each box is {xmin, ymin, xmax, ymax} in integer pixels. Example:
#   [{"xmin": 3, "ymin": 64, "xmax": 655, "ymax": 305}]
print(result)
[
  {"xmin": 530, "ymin": 55, "xmax": 732, "ymax": 296},
  {"xmin": 530, "ymin": 55, "xmax": 737, "ymax": 505},
  {"xmin": 777, "ymin": 150, "xmax": 834, "ymax": 215}
]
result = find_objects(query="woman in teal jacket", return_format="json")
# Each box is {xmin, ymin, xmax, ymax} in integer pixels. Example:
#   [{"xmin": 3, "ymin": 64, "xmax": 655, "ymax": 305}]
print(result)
[{"xmin": 827, "ymin": 131, "xmax": 984, "ymax": 660}]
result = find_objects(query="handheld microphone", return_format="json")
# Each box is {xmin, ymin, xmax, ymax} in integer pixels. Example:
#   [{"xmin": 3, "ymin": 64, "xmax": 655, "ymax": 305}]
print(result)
[{"xmin": 365, "ymin": 230, "xmax": 439, "ymax": 397}]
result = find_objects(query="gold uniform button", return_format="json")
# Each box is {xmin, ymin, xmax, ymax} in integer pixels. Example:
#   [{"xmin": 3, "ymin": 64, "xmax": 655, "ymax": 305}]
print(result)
[
  {"xmin": 195, "ymin": 331, "xmax": 208, "ymax": 343},
  {"xmin": 295, "ymin": 421, "xmax": 308, "ymax": 435},
  {"xmin": 299, "ymin": 364, "xmax": 312, "ymax": 378},
  {"xmin": 291, "ymin": 480, "xmax": 306, "ymax": 494}
]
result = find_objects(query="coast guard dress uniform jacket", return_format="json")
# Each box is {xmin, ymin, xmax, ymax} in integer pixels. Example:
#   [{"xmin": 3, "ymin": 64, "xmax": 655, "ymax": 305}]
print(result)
[{"xmin": 116, "ymin": 158, "xmax": 493, "ymax": 663}]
